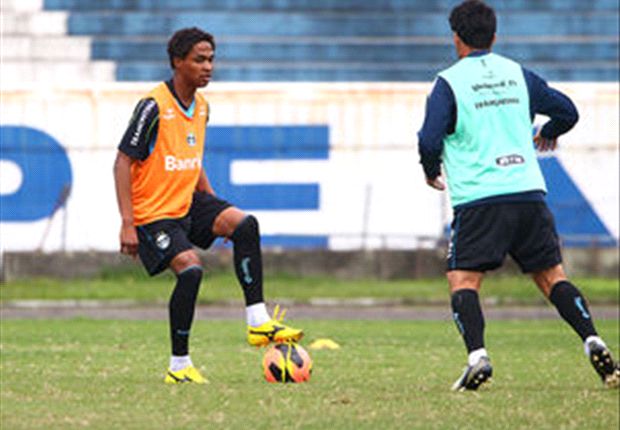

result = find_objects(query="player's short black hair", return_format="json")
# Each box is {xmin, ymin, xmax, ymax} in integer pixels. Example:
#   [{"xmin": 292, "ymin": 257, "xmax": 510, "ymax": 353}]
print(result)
[
  {"xmin": 449, "ymin": 0, "xmax": 496, "ymax": 49},
  {"xmin": 167, "ymin": 27, "xmax": 216, "ymax": 69}
]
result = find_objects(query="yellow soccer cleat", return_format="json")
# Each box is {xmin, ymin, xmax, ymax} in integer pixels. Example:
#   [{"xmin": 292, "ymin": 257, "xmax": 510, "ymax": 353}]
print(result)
[
  {"xmin": 164, "ymin": 366, "xmax": 208, "ymax": 384},
  {"xmin": 247, "ymin": 305, "xmax": 304, "ymax": 347}
]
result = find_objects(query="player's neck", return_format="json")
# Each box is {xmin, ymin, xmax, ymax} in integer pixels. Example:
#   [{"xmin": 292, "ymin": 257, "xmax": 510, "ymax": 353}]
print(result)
[
  {"xmin": 454, "ymin": 33, "xmax": 495, "ymax": 59},
  {"xmin": 171, "ymin": 76, "xmax": 196, "ymax": 108},
  {"xmin": 457, "ymin": 43, "xmax": 476, "ymax": 59}
]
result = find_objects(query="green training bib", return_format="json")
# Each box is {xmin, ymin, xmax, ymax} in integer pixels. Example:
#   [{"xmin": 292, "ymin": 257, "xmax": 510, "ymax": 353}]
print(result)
[{"xmin": 438, "ymin": 53, "xmax": 546, "ymax": 207}]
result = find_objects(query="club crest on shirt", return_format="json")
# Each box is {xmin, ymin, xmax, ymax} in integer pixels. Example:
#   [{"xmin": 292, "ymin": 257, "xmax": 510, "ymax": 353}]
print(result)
[
  {"xmin": 186, "ymin": 132, "xmax": 196, "ymax": 146},
  {"xmin": 155, "ymin": 231, "xmax": 171, "ymax": 250}
]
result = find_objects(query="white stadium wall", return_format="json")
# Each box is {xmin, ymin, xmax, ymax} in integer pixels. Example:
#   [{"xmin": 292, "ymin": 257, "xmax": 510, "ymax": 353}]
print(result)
[{"xmin": 0, "ymin": 83, "xmax": 618, "ymax": 252}]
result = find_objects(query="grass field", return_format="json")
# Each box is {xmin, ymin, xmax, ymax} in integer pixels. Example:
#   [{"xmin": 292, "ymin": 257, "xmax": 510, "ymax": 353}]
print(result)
[
  {"xmin": 2, "ymin": 274, "xmax": 618, "ymax": 428},
  {"xmin": 1, "ymin": 271, "xmax": 618, "ymax": 305},
  {"xmin": 1, "ymin": 319, "xmax": 619, "ymax": 429}
]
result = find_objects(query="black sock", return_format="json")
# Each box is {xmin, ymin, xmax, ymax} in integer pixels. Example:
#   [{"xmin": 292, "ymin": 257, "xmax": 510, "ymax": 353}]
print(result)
[
  {"xmin": 169, "ymin": 266, "xmax": 202, "ymax": 356},
  {"xmin": 231, "ymin": 215, "xmax": 264, "ymax": 306},
  {"xmin": 549, "ymin": 280, "xmax": 597, "ymax": 341},
  {"xmin": 451, "ymin": 289, "xmax": 485, "ymax": 353}
]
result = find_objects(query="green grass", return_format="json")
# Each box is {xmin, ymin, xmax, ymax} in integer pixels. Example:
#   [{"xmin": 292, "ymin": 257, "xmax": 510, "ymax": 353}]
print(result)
[
  {"xmin": 1, "ymin": 271, "xmax": 618, "ymax": 305},
  {"xmin": 1, "ymin": 319, "xmax": 618, "ymax": 429}
]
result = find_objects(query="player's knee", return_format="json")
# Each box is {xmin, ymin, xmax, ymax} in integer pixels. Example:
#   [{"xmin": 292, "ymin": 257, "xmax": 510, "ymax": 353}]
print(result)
[
  {"xmin": 447, "ymin": 270, "xmax": 483, "ymax": 293},
  {"xmin": 231, "ymin": 215, "xmax": 259, "ymax": 243},
  {"xmin": 170, "ymin": 250, "xmax": 202, "ymax": 274},
  {"xmin": 170, "ymin": 266, "xmax": 202, "ymax": 311},
  {"xmin": 532, "ymin": 264, "xmax": 566, "ymax": 289}
]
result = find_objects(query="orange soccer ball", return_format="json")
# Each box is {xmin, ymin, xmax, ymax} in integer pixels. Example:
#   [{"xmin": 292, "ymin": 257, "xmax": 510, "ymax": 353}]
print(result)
[{"xmin": 263, "ymin": 342, "xmax": 312, "ymax": 383}]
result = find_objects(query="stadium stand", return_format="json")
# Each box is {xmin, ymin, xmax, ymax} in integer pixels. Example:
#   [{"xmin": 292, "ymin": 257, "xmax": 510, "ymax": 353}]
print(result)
[
  {"xmin": 2, "ymin": 0, "xmax": 619, "ymax": 82},
  {"xmin": 1, "ymin": 0, "xmax": 116, "ymax": 83}
]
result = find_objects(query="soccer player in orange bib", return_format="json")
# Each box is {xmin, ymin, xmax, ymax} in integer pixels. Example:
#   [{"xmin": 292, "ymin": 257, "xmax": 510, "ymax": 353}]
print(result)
[{"xmin": 113, "ymin": 27, "xmax": 302, "ymax": 384}]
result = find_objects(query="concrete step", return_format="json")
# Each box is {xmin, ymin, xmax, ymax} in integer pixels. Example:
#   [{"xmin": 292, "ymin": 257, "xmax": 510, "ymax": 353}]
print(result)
[
  {"xmin": 1, "ymin": 0, "xmax": 43, "ymax": 13},
  {"xmin": 1, "ymin": 11, "xmax": 68, "ymax": 35},
  {"xmin": 1, "ymin": 60, "xmax": 116, "ymax": 83},
  {"xmin": 2, "ymin": 35, "xmax": 92, "ymax": 60}
]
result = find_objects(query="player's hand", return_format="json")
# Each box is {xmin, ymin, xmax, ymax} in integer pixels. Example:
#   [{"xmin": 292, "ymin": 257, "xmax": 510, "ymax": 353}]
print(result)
[
  {"xmin": 534, "ymin": 130, "xmax": 557, "ymax": 152},
  {"xmin": 120, "ymin": 223, "xmax": 139, "ymax": 257},
  {"xmin": 426, "ymin": 175, "xmax": 446, "ymax": 191}
]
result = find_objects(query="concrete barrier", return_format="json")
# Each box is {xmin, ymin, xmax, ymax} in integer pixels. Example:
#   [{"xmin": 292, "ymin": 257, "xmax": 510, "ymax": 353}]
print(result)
[{"xmin": 2, "ymin": 248, "xmax": 617, "ymax": 282}]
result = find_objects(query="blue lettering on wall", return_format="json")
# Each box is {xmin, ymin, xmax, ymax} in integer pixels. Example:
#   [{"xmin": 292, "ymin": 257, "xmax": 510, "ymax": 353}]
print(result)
[
  {"xmin": 205, "ymin": 126, "xmax": 328, "ymax": 210},
  {"xmin": 539, "ymin": 157, "xmax": 615, "ymax": 247},
  {"xmin": 205, "ymin": 125, "xmax": 329, "ymax": 248},
  {"xmin": 0, "ymin": 126, "xmax": 73, "ymax": 222}
]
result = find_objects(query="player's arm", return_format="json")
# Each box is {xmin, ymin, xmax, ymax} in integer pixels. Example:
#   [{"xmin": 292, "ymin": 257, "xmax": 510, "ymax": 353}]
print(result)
[
  {"xmin": 417, "ymin": 77, "xmax": 455, "ymax": 190},
  {"xmin": 524, "ymin": 68, "xmax": 579, "ymax": 152},
  {"xmin": 114, "ymin": 98, "xmax": 159, "ymax": 256},
  {"xmin": 114, "ymin": 151, "xmax": 138, "ymax": 256}
]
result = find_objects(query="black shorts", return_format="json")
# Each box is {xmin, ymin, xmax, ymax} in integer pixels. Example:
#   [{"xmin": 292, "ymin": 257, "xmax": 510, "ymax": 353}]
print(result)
[
  {"xmin": 446, "ymin": 201, "xmax": 562, "ymax": 273},
  {"xmin": 136, "ymin": 192, "xmax": 232, "ymax": 276}
]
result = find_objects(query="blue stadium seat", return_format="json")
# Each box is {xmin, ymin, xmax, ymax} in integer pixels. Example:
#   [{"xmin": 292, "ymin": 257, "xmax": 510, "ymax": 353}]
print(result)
[
  {"xmin": 43, "ymin": 0, "xmax": 620, "ymax": 82},
  {"xmin": 67, "ymin": 13, "xmax": 619, "ymax": 37},
  {"xmin": 43, "ymin": 0, "xmax": 620, "ymax": 12},
  {"xmin": 115, "ymin": 64, "xmax": 620, "ymax": 83},
  {"xmin": 92, "ymin": 40, "xmax": 619, "ymax": 63}
]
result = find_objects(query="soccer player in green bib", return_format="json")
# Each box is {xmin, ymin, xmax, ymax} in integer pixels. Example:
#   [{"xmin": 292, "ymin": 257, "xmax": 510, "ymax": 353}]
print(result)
[{"xmin": 418, "ymin": 0, "xmax": 619, "ymax": 391}]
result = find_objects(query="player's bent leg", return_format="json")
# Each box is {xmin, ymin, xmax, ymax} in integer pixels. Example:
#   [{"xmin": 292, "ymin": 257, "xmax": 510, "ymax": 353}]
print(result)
[
  {"xmin": 534, "ymin": 265, "xmax": 596, "ymax": 341},
  {"xmin": 213, "ymin": 208, "xmax": 265, "ymax": 306},
  {"xmin": 534, "ymin": 264, "xmax": 619, "ymax": 388},
  {"xmin": 165, "ymin": 250, "xmax": 205, "ymax": 384},
  {"xmin": 447, "ymin": 271, "xmax": 492, "ymax": 390},
  {"xmin": 213, "ymin": 209, "xmax": 303, "ymax": 346},
  {"xmin": 212, "ymin": 206, "xmax": 247, "ymax": 237},
  {"xmin": 229, "ymin": 214, "xmax": 265, "ymax": 305}
]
